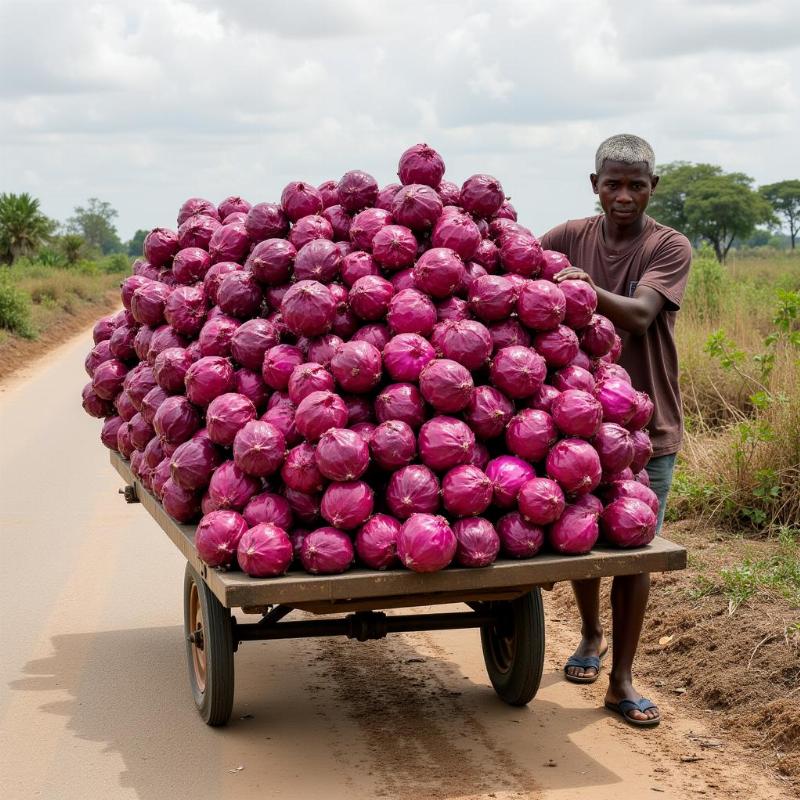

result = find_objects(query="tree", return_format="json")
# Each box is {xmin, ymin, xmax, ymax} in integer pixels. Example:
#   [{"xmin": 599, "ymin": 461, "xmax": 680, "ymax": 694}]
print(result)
[
  {"xmin": 67, "ymin": 198, "xmax": 123, "ymax": 255},
  {"xmin": 60, "ymin": 234, "xmax": 86, "ymax": 265},
  {"xmin": 0, "ymin": 193, "xmax": 55, "ymax": 265},
  {"xmin": 684, "ymin": 173, "xmax": 774, "ymax": 262},
  {"xmin": 127, "ymin": 229, "xmax": 148, "ymax": 258},
  {"xmin": 760, "ymin": 180, "xmax": 800, "ymax": 250},
  {"xmin": 647, "ymin": 162, "xmax": 723, "ymax": 237}
]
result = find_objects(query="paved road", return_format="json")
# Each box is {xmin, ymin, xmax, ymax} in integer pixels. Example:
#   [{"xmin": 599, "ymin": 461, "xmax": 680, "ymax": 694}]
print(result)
[{"xmin": 0, "ymin": 329, "xmax": 789, "ymax": 800}]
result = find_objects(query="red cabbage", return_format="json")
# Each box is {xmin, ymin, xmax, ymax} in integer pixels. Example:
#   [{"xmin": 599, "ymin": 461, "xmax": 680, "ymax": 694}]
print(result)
[
  {"xmin": 330, "ymin": 340, "xmax": 382, "ymax": 393},
  {"xmin": 560, "ymin": 279, "xmax": 598, "ymax": 329},
  {"xmin": 386, "ymin": 465, "xmax": 440, "ymax": 519},
  {"xmin": 592, "ymin": 423, "xmax": 635, "ymax": 473},
  {"xmin": 499, "ymin": 233, "xmax": 545, "ymax": 278},
  {"xmin": 552, "ymin": 389, "xmax": 604, "ymax": 438},
  {"xmin": 545, "ymin": 439, "xmax": 602, "ymax": 496},
  {"xmin": 463, "ymin": 385, "xmax": 514, "ymax": 440},
  {"xmin": 497, "ymin": 512, "xmax": 545, "ymax": 558},
  {"xmin": 230, "ymin": 319, "xmax": 279, "ymax": 372},
  {"xmin": 397, "ymin": 514, "xmax": 456, "ymax": 572},
  {"xmin": 468, "ymin": 275, "xmax": 516, "ymax": 321},
  {"xmin": 336, "ymin": 169, "xmax": 378, "ymax": 213},
  {"xmin": 315, "ymin": 428, "xmax": 370, "ymax": 481},
  {"xmin": 438, "ymin": 319, "xmax": 492, "ymax": 370},
  {"xmin": 196, "ymin": 510, "xmax": 248, "ymax": 567},
  {"xmin": 349, "ymin": 207, "xmax": 392, "ymax": 251},
  {"xmin": 387, "ymin": 288, "xmax": 437, "ymax": 336},
  {"xmin": 398, "ymin": 144, "xmax": 445, "ymax": 188},
  {"xmin": 431, "ymin": 213, "xmax": 481, "ymax": 261},
  {"xmin": 486, "ymin": 455, "xmax": 536, "ymax": 508},
  {"xmin": 370, "ymin": 420, "xmax": 417, "ymax": 470},
  {"xmin": 453, "ymin": 517, "xmax": 500, "ymax": 568},
  {"xmin": 185, "ymin": 355, "xmax": 235, "ymax": 406},
  {"xmin": 170, "ymin": 438, "xmax": 221, "ymax": 491},
  {"xmin": 294, "ymin": 390, "xmax": 348, "ymax": 442},
  {"xmin": 442, "ymin": 465, "xmax": 493, "ymax": 517},
  {"xmin": 375, "ymin": 382, "xmax": 426, "ymax": 428},
  {"xmin": 208, "ymin": 460, "xmax": 261, "ymax": 510},
  {"xmin": 391, "ymin": 184, "xmax": 443, "ymax": 230},
  {"xmin": 349, "ymin": 275, "xmax": 394, "ymax": 321},
  {"xmin": 419, "ymin": 358, "xmax": 474, "ymax": 412},
  {"xmin": 518, "ymin": 477, "xmax": 566, "ymax": 525},
  {"xmin": 232, "ymin": 420, "xmax": 285, "ymax": 477},
  {"xmin": 153, "ymin": 395, "xmax": 201, "ymax": 445},
  {"xmin": 552, "ymin": 365, "xmax": 595, "ymax": 393},
  {"xmin": 490, "ymin": 346, "xmax": 546, "ymax": 399},
  {"xmin": 237, "ymin": 523, "xmax": 293, "ymax": 577},
  {"xmin": 287, "ymin": 362, "xmax": 335, "ymax": 404},
  {"xmin": 161, "ymin": 479, "xmax": 201, "ymax": 523},
  {"xmin": 281, "ymin": 280, "xmax": 336, "ymax": 337},
  {"xmin": 245, "ymin": 202, "xmax": 289, "ymax": 242},
  {"xmin": 601, "ymin": 498, "xmax": 657, "ymax": 547},
  {"xmin": 372, "ymin": 225, "xmax": 417, "ymax": 269},
  {"xmin": 383, "ymin": 333, "xmax": 436, "ymax": 382},
  {"xmin": 281, "ymin": 182, "xmax": 323, "ymax": 222},
  {"xmin": 460, "ymin": 174, "xmax": 504, "ymax": 218},
  {"xmin": 243, "ymin": 491, "xmax": 294, "ymax": 530},
  {"xmin": 355, "ymin": 514, "xmax": 400, "ymax": 570},
  {"xmin": 300, "ymin": 527, "xmax": 354, "ymax": 574},
  {"xmin": 581, "ymin": 314, "xmax": 617, "ymax": 357},
  {"xmin": 548, "ymin": 504, "xmax": 599, "ymax": 555}
]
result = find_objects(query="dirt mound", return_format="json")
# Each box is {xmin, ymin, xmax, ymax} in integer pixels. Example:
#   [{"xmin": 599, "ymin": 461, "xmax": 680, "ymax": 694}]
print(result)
[{"xmin": 548, "ymin": 520, "xmax": 799, "ymax": 791}]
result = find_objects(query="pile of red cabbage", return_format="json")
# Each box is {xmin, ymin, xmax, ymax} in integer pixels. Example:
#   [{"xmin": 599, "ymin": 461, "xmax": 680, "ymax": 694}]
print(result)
[{"xmin": 83, "ymin": 143, "xmax": 657, "ymax": 578}]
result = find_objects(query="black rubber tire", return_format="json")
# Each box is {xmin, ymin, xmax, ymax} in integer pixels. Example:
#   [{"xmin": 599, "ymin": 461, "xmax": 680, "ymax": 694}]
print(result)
[
  {"xmin": 183, "ymin": 563, "xmax": 235, "ymax": 726},
  {"xmin": 480, "ymin": 588, "xmax": 545, "ymax": 706}
]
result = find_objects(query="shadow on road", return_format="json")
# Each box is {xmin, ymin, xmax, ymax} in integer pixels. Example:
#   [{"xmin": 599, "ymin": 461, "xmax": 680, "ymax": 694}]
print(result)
[{"xmin": 9, "ymin": 622, "xmax": 625, "ymax": 799}]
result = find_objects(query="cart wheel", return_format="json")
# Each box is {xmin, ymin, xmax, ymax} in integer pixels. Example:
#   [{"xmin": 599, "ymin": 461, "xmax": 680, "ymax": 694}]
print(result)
[
  {"xmin": 480, "ymin": 588, "xmax": 544, "ymax": 706},
  {"xmin": 183, "ymin": 563, "xmax": 235, "ymax": 726}
]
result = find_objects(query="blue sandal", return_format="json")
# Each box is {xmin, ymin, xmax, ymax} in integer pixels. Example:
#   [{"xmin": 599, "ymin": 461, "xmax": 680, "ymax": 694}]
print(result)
[
  {"xmin": 604, "ymin": 697, "xmax": 661, "ymax": 727},
  {"xmin": 563, "ymin": 648, "xmax": 608, "ymax": 684}
]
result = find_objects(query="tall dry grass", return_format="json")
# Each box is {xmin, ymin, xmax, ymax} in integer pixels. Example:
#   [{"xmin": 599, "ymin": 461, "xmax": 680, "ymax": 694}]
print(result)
[{"xmin": 671, "ymin": 248, "xmax": 800, "ymax": 532}]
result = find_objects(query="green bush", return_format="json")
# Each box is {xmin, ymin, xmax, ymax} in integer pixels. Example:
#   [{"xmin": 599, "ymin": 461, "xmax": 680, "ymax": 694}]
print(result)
[
  {"xmin": 101, "ymin": 252, "xmax": 131, "ymax": 274},
  {"xmin": 0, "ymin": 275, "xmax": 34, "ymax": 338},
  {"xmin": 684, "ymin": 245, "xmax": 725, "ymax": 320}
]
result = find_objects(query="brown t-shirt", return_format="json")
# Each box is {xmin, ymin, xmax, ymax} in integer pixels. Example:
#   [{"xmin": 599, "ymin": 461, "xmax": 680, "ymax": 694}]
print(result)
[{"xmin": 540, "ymin": 214, "xmax": 692, "ymax": 457}]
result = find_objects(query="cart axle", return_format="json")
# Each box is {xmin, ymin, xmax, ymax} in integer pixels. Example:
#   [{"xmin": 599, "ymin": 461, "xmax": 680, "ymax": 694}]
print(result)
[{"xmin": 232, "ymin": 608, "xmax": 497, "ymax": 644}]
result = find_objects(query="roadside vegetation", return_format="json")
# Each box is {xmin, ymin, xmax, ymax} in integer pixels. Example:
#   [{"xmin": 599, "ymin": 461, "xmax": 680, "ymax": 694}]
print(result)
[{"xmin": 0, "ymin": 193, "xmax": 135, "ymax": 376}]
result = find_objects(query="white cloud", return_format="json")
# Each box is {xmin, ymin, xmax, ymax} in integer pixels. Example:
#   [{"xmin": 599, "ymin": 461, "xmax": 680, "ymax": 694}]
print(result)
[{"xmin": 0, "ymin": 0, "xmax": 797, "ymax": 240}]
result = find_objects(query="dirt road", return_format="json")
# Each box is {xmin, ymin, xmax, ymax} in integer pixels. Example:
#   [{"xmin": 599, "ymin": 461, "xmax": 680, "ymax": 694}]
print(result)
[{"xmin": 0, "ymin": 330, "xmax": 791, "ymax": 800}]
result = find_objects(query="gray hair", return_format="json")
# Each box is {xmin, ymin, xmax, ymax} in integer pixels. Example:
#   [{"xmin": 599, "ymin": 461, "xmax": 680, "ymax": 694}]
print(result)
[{"xmin": 595, "ymin": 134, "xmax": 656, "ymax": 175}]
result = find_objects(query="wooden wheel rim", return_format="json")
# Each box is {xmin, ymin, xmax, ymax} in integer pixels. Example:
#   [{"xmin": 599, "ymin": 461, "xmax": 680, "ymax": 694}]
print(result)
[{"xmin": 189, "ymin": 581, "xmax": 207, "ymax": 693}]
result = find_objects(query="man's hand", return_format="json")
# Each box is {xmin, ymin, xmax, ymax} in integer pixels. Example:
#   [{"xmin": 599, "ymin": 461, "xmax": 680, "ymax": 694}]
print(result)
[{"xmin": 553, "ymin": 266, "xmax": 597, "ymax": 290}]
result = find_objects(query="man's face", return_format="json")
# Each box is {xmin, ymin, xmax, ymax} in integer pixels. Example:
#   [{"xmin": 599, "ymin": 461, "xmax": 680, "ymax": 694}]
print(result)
[{"xmin": 590, "ymin": 161, "xmax": 659, "ymax": 227}]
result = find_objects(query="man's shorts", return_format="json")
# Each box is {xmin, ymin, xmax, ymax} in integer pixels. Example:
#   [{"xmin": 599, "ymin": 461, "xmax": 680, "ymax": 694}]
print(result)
[{"xmin": 645, "ymin": 454, "xmax": 677, "ymax": 534}]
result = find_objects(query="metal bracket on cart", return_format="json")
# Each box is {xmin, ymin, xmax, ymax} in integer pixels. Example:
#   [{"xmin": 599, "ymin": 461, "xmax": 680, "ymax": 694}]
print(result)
[{"xmin": 119, "ymin": 484, "xmax": 139, "ymax": 504}]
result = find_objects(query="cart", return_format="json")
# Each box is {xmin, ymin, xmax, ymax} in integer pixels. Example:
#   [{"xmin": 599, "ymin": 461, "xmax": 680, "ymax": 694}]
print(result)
[{"xmin": 111, "ymin": 452, "xmax": 686, "ymax": 726}]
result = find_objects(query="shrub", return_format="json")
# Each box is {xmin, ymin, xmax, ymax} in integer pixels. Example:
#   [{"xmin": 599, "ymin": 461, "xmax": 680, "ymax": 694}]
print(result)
[{"xmin": 0, "ymin": 275, "xmax": 34, "ymax": 338}]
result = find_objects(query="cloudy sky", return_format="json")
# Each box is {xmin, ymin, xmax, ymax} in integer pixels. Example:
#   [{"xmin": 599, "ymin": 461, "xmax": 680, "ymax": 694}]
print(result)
[{"xmin": 1, "ymin": 0, "xmax": 798, "ymax": 240}]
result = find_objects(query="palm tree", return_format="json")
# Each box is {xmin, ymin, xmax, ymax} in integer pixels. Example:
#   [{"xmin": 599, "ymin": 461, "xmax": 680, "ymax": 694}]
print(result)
[
  {"xmin": 60, "ymin": 233, "xmax": 86, "ymax": 265},
  {"xmin": 0, "ymin": 193, "xmax": 55, "ymax": 265}
]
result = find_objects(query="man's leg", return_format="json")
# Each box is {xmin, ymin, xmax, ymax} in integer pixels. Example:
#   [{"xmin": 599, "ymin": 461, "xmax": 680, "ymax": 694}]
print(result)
[
  {"xmin": 605, "ymin": 571, "xmax": 659, "ymax": 721},
  {"xmin": 565, "ymin": 578, "xmax": 608, "ymax": 679}
]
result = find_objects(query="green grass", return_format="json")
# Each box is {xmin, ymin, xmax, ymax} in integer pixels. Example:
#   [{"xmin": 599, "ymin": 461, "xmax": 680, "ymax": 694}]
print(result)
[
  {"xmin": 0, "ymin": 255, "xmax": 128, "ymax": 340},
  {"xmin": 687, "ymin": 528, "xmax": 800, "ymax": 613},
  {"xmin": 672, "ymin": 248, "xmax": 800, "ymax": 532}
]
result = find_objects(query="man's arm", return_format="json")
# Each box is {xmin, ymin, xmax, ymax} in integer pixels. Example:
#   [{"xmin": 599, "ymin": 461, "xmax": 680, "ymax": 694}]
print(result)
[{"xmin": 554, "ymin": 267, "xmax": 665, "ymax": 336}]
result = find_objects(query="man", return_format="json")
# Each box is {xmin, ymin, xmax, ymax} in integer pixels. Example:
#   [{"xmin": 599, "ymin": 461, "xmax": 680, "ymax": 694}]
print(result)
[{"xmin": 540, "ymin": 133, "xmax": 692, "ymax": 727}]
